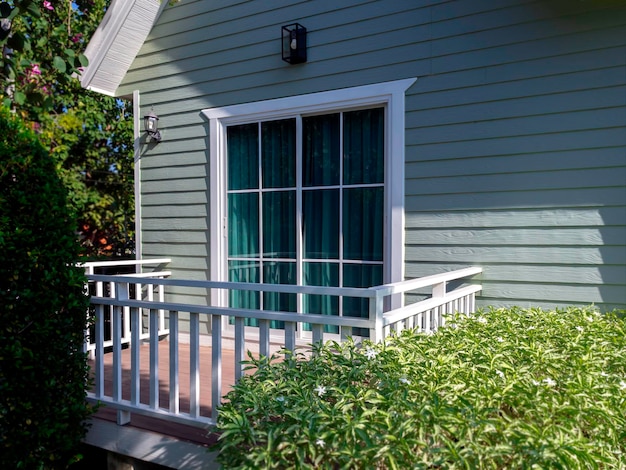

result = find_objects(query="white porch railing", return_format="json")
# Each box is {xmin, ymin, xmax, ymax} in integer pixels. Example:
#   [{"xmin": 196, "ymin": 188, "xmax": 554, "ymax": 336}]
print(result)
[
  {"xmin": 85, "ymin": 264, "xmax": 482, "ymax": 428},
  {"xmin": 82, "ymin": 259, "xmax": 171, "ymax": 356}
]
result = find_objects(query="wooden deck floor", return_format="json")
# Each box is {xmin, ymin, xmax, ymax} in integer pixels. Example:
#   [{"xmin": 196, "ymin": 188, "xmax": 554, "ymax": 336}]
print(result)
[{"xmin": 88, "ymin": 339, "xmax": 239, "ymax": 447}]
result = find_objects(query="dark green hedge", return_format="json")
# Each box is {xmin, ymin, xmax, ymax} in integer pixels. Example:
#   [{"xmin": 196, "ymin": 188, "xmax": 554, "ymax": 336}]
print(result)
[{"xmin": 0, "ymin": 107, "xmax": 92, "ymax": 468}]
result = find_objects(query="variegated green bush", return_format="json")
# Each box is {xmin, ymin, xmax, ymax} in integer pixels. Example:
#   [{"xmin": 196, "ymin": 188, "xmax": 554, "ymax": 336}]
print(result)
[{"xmin": 213, "ymin": 306, "xmax": 625, "ymax": 469}]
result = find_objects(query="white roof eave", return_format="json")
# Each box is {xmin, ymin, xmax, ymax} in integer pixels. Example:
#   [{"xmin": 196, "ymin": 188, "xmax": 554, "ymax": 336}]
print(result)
[{"xmin": 79, "ymin": 0, "xmax": 166, "ymax": 97}]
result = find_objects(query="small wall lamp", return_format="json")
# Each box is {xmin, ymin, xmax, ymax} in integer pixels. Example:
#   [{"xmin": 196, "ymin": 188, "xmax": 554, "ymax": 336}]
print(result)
[
  {"xmin": 282, "ymin": 23, "xmax": 307, "ymax": 64},
  {"xmin": 144, "ymin": 108, "xmax": 162, "ymax": 142}
]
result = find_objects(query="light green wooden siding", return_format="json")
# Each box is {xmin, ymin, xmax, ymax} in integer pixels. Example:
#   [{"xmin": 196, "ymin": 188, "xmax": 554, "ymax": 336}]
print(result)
[{"xmin": 123, "ymin": 0, "xmax": 626, "ymax": 311}]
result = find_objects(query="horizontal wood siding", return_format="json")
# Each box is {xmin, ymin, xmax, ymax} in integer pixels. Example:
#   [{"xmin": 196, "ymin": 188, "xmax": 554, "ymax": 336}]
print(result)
[{"xmin": 123, "ymin": 0, "xmax": 626, "ymax": 312}]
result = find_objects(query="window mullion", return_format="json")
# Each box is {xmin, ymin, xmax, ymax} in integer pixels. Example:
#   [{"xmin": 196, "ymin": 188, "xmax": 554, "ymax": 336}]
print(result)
[
  {"xmin": 338, "ymin": 112, "xmax": 344, "ymax": 318},
  {"xmin": 295, "ymin": 115, "xmax": 303, "ymax": 316},
  {"xmin": 257, "ymin": 122, "xmax": 264, "ymax": 309}
]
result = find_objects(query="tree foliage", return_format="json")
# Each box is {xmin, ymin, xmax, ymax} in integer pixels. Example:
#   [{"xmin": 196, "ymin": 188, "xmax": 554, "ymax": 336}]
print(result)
[
  {"xmin": 1, "ymin": 0, "xmax": 135, "ymax": 257},
  {"xmin": 0, "ymin": 106, "xmax": 92, "ymax": 469}
]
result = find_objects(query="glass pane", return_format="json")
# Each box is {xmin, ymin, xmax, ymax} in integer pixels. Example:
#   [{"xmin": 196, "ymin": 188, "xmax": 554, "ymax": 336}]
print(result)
[
  {"xmin": 262, "ymin": 119, "xmax": 296, "ymax": 188},
  {"xmin": 227, "ymin": 123, "xmax": 258, "ymax": 190},
  {"xmin": 303, "ymin": 189, "xmax": 339, "ymax": 259},
  {"xmin": 303, "ymin": 262, "xmax": 339, "ymax": 333},
  {"xmin": 228, "ymin": 260, "xmax": 260, "ymax": 310},
  {"xmin": 303, "ymin": 113, "xmax": 340, "ymax": 187},
  {"xmin": 263, "ymin": 262, "xmax": 296, "ymax": 315},
  {"xmin": 228, "ymin": 193, "xmax": 259, "ymax": 257},
  {"xmin": 343, "ymin": 108, "xmax": 384, "ymax": 185},
  {"xmin": 343, "ymin": 264, "xmax": 383, "ymax": 337},
  {"xmin": 303, "ymin": 263, "xmax": 339, "ymax": 315},
  {"xmin": 343, "ymin": 187, "xmax": 384, "ymax": 262},
  {"xmin": 263, "ymin": 191, "xmax": 295, "ymax": 258}
]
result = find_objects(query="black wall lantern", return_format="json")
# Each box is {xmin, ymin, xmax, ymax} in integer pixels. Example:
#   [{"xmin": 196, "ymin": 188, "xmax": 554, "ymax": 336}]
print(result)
[
  {"xmin": 144, "ymin": 108, "xmax": 162, "ymax": 143},
  {"xmin": 282, "ymin": 23, "xmax": 307, "ymax": 64}
]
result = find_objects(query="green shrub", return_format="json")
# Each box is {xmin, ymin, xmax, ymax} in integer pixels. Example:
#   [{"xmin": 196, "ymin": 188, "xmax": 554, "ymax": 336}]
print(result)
[
  {"xmin": 213, "ymin": 306, "xmax": 626, "ymax": 469},
  {"xmin": 0, "ymin": 107, "xmax": 92, "ymax": 468}
]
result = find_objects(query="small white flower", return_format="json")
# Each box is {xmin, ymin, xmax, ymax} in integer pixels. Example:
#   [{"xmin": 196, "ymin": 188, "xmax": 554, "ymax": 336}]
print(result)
[
  {"xmin": 496, "ymin": 337, "xmax": 504, "ymax": 343},
  {"xmin": 399, "ymin": 376, "xmax": 411, "ymax": 385},
  {"xmin": 576, "ymin": 326, "xmax": 584, "ymax": 333},
  {"xmin": 527, "ymin": 326, "xmax": 536, "ymax": 331},
  {"xmin": 364, "ymin": 347, "xmax": 378, "ymax": 360},
  {"xmin": 495, "ymin": 370, "xmax": 505, "ymax": 379},
  {"xmin": 543, "ymin": 377, "xmax": 557, "ymax": 387},
  {"xmin": 619, "ymin": 381, "xmax": 626, "ymax": 390},
  {"xmin": 477, "ymin": 317, "xmax": 488, "ymax": 324},
  {"xmin": 316, "ymin": 438, "xmax": 325, "ymax": 448},
  {"xmin": 532, "ymin": 380, "xmax": 540, "ymax": 386},
  {"xmin": 586, "ymin": 316, "xmax": 595, "ymax": 322},
  {"xmin": 314, "ymin": 385, "xmax": 326, "ymax": 397}
]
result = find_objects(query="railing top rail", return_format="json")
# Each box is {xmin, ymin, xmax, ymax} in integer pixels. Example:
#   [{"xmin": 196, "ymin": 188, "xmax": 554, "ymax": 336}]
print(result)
[
  {"xmin": 110, "ymin": 271, "xmax": 172, "ymax": 278},
  {"xmin": 89, "ymin": 295, "xmax": 374, "ymax": 328},
  {"xmin": 372, "ymin": 266, "xmax": 483, "ymax": 296},
  {"xmin": 86, "ymin": 266, "xmax": 482, "ymax": 298},
  {"xmin": 86, "ymin": 274, "xmax": 373, "ymax": 298},
  {"xmin": 383, "ymin": 284, "xmax": 482, "ymax": 325},
  {"xmin": 80, "ymin": 258, "xmax": 171, "ymax": 268}
]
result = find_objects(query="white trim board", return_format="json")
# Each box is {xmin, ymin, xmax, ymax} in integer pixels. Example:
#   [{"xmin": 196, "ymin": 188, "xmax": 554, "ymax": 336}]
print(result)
[{"xmin": 202, "ymin": 78, "xmax": 416, "ymax": 306}]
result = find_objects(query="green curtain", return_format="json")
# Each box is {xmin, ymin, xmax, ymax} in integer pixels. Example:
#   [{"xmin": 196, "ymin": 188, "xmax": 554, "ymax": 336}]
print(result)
[
  {"xmin": 303, "ymin": 189, "xmax": 339, "ymax": 259},
  {"xmin": 229, "ymin": 260, "xmax": 260, "ymax": 310},
  {"xmin": 343, "ymin": 263, "xmax": 383, "ymax": 336},
  {"xmin": 262, "ymin": 119, "xmax": 296, "ymax": 188},
  {"xmin": 263, "ymin": 190, "xmax": 295, "ymax": 259},
  {"xmin": 343, "ymin": 108, "xmax": 384, "ymax": 185},
  {"xmin": 228, "ymin": 192, "xmax": 259, "ymax": 258},
  {"xmin": 227, "ymin": 123, "xmax": 258, "ymax": 190},
  {"xmin": 303, "ymin": 261, "xmax": 339, "ymax": 333},
  {"xmin": 343, "ymin": 187, "xmax": 383, "ymax": 262},
  {"xmin": 303, "ymin": 113, "xmax": 340, "ymax": 187}
]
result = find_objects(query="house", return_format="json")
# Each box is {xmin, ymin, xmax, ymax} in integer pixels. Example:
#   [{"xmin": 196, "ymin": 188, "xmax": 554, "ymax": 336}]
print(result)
[
  {"xmin": 79, "ymin": 0, "xmax": 626, "ymax": 466},
  {"xmin": 82, "ymin": 0, "xmax": 625, "ymax": 315}
]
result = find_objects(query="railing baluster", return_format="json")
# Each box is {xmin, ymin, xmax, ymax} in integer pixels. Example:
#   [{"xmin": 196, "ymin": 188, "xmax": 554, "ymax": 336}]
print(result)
[
  {"xmin": 212, "ymin": 315, "xmax": 222, "ymax": 422},
  {"xmin": 108, "ymin": 281, "xmax": 115, "ymax": 344},
  {"xmin": 312, "ymin": 324, "xmax": 323, "ymax": 346},
  {"xmin": 284, "ymin": 321, "xmax": 296, "ymax": 356},
  {"xmin": 189, "ymin": 312, "xmax": 200, "ymax": 419},
  {"xmin": 94, "ymin": 303, "xmax": 104, "ymax": 398},
  {"xmin": 369, "ymin": 290, "xmax": 384, "ymax": 343},
  {"xmin": 234, "ymin": 317, "xmax": 245, "ymax": 381},
  {"xmin": 169, "ymin": 311, "xmax": 179, "ymax": 414},
  {"xmin": 340, "ymin": 325, "xmax": 352, "ymax": 342},
  {"xmin": 114, "ymin": 282, "xmax": 130, "ymax": 425},
  {"xmin": 130, "ymin": 304, "xmax": 140, "ymax": 407},
  {"xmin": 259, "ymin": 319, "xmax": 270, "ymax": 358},
  {"xmin": 149, "ymin": 308, "xmax": 159, "ymax": 410},
  {"xmin": 159, "ymin": 283, "xmax": 166, "ymax": 333}
]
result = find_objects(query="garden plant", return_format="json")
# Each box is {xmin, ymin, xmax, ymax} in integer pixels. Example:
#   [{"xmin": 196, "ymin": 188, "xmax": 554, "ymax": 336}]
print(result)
[
  {"xmin": 213, "ymin": 306, "xmax": 626, "ymax": 469},
  {"xmin": 0, "ymin": 107, "xmax": 92, "ymax": 468}
]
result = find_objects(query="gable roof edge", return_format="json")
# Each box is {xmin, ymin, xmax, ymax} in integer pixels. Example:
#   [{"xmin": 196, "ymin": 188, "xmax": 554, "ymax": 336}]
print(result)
[{"xmin": 80, "ymin": 0, "xmax": 167, "ymax": 96}]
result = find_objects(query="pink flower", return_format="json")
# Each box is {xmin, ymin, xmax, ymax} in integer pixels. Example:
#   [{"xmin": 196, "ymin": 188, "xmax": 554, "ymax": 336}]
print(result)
[
  {"xmin": 43, "ymin": 1, "xmax": 53, "ymax": 10},
  {"xmin": 26, "ymin": 64, "xmax": 41, "ymax": 80},
  {"xmin": 71, "ymin": 33, "xmax": 83, "ymax": 43}
]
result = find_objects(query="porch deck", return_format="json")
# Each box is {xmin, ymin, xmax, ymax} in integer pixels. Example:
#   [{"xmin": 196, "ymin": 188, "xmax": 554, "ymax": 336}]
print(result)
[{"xmin": 88, "ymin": 340, "xmax": 235, "ymax": 447}]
